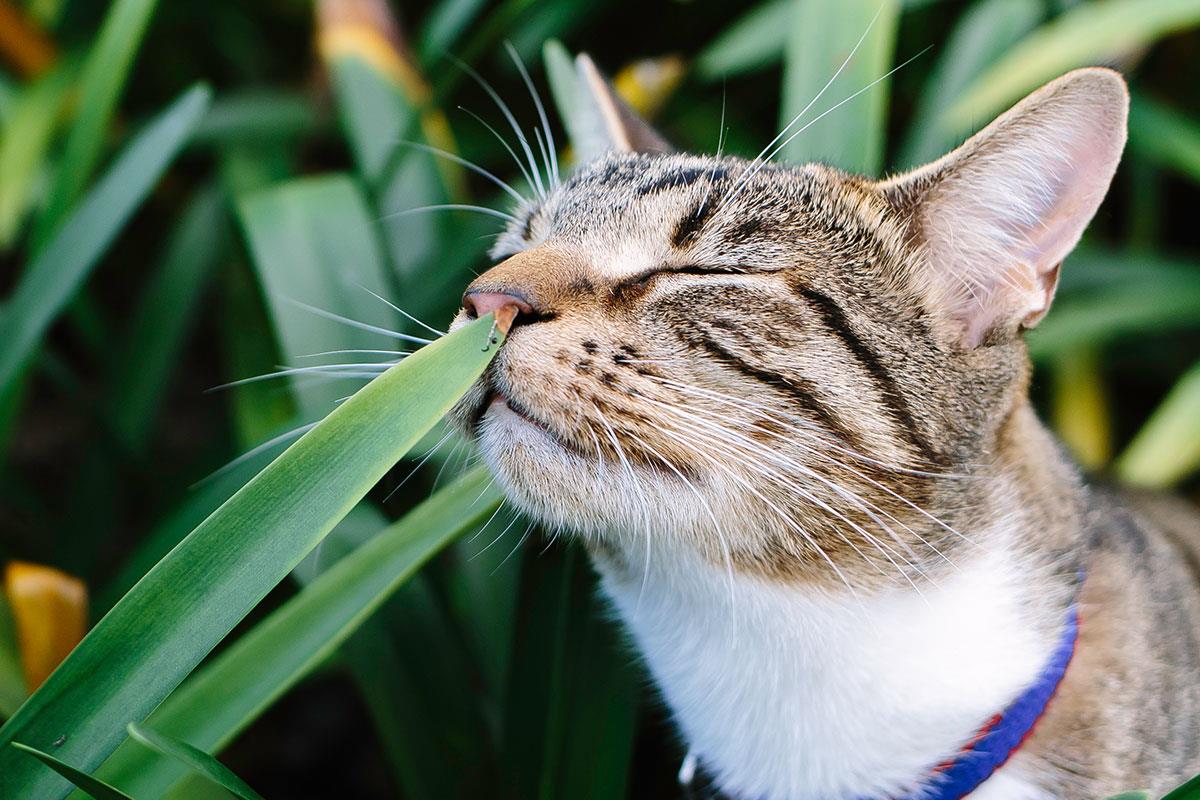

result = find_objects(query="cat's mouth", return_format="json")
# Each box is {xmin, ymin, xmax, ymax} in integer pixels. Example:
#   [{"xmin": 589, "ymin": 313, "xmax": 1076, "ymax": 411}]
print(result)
[{"xmin": 483, "ymin": 389, "xmax": 560, "ymax": 440}]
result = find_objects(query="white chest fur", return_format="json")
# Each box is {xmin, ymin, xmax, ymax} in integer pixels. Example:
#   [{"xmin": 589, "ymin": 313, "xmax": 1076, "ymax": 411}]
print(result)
[{"xmin": 596, "ymin": 539, "xmax": 1058, "ymax": 800}]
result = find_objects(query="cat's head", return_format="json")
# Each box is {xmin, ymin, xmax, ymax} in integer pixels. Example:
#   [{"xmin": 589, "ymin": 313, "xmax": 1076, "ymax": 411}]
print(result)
[{"xmin": 448, "ymin": 56, "xmax": 1127, "ymax": 586}]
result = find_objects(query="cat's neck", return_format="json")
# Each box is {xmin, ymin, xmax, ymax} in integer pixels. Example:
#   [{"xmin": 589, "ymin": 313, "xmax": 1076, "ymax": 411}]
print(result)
[{"xmin": 593, "ymin": 408, "xmax": 1082, "ymax": 800}]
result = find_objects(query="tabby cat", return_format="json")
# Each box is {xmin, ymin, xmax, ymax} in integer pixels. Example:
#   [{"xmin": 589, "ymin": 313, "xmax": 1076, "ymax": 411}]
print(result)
[{"xmin": 448, "ymin": 56, "xmax": 1200, "ymax": 799}]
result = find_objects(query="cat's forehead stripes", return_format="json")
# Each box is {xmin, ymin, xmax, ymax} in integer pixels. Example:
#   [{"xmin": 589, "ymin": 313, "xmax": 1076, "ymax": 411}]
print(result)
[{"xmin": 497, "ymin": 151, "xmax": 903, "ymax": 284}]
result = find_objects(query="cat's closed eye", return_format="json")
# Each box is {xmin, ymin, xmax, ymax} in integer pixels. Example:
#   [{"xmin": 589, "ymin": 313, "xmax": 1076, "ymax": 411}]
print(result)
[{"xmin": 620, "ymin": 264, "xmax": 747, "ymax": 289}]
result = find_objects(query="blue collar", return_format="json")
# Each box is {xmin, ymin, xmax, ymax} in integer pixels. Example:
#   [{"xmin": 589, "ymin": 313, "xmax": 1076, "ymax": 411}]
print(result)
[
  {"xmin": 898, "ymin": 604, "xmax": 1080, "ymax": 800},
  {"xmin": 680, "ymin": 601, "xmax": 1081, "ymax": 800}
]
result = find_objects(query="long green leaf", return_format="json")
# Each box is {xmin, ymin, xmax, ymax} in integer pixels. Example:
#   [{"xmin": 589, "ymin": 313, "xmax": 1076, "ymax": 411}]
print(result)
[
  {"xmin": 895, "ymin": 0, "xmax": 1041, "ymax": 169},
  {"xmin": 94, "ymin": 466, "xmax": 501, "ymax": 798},
  {"xmin": 1028, "ymin": 281, "xmax": 1200, "ymax": 359},
  {"xmin": 0, "ymin": 84, "xmax": 212, "ymax": 395},
  {"xmin": 126, "ymin": 723, "xmax": 264, "ymax": 800},
  {"xmin": 696, "ymin": 0, "xmax": 791, "ymax": 79},
  {"xmin": 500, "ymin": 545, "xmax": 639, "ymax": 800},
  {"xmin": 778, "ymin": 0, "xmax": 899, "ymax": 174},
  {"xmin": 31, "ymin": 0, "xmax": 161, "ymax": 249},
  {"xmin": 107, "ymin": 186, "xmax": 227, "ymax": 453},
  {"xmin": 1127, "ymin": 94, "xmax": 1200, "ymax": 185},
  {"xmin": 695, "ymin": 0, "xmax": 942, "ymax": 80},
  {"xmin": 237, "ymin": 174, "xmax": 395, "ymax": 419},
  {"xmin": 1114, "ymin": 359, "xmax": 1200, "ymax": 488},
  {"xmin": 0, "ymin": 315, "xmax": 501, "ymax": 798},
  {"xmin": 944, "ymin": 0, "xmax": 1200, "ymax": 130},
  {"xmin": 0, "ymin": 62, "xmax": 75, "ymax": 247},
  {"xmin": 9, "ymin": 744, "xmax": 132, "ymax": 800},
  {"xmin": 0, "ymin": 593, "xmax": 26, "ymax": 719},
  {"xmin": 1165, "ymin": 772, "xmax": 1200, "ymax": 800},
  {"xmin": 190, "ymin": 90, "xmax": 320, "ymax": 149}
]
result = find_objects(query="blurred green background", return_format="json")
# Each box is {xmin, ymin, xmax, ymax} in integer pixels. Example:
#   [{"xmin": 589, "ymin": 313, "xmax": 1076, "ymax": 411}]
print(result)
[{"xmin": 0, "ymin": 0, "xmax": 1198, "ymax": 797}]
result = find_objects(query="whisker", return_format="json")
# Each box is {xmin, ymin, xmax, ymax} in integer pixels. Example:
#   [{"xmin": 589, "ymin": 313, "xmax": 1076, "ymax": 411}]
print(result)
[
  {"xmin": 713, "ymin": 45, "xmax": 932, "ymax": 223},
  {"xmin": 193, "ymin": 421, "xmax": 318, "ymax": 487},
  {"xmin": 298, "ymin": 348, "xmax": 413, "ymax": 359},
  {"xmin": 647, "ymin": 399, "xmax": 931, "ymax": 594},
  {"xmin": 459, "ymin": 106, "xmax": 540, "ymax": 199},
  {"xmin": 625, "ymin": 428, "xmax": 739, "ymax": 624},
  {"xmin": 208, "ymin": 363, "xmax": 392, "ymax": 391},
  {"xmin": 495, "ymin": 518, "xmax": 534, "ymax": 572},
  {"xmin": 351, "ymin": 282, "xmax": 447, "ymax": 337},
  {"xmin": 471, "ymin": 508, "xmax": 524, "ymax": 558},
  {"xmin": 383, "ymin": 429, "xmax": 456, "ymax": 503},
  {"xmin": 594, "ymin": 407, "xmax": 655, "ymax": 614},
  {"xmin": 449, "ymin": 54, "xmax": 547, "ymax": 199},
  {"xmin": 506, "ymin": 41, "xmax": 559, "ymax": 187},
  {"xmin": 385, "ymin": 203, "xmax": 517, "ymax": 224},
  {"xmin": 396, "ymin": 140, "xmax": 528, "ymax": 204},
  {"xmin": 283, "ymin": 298, "xmax": 434, "ymax": 345}
]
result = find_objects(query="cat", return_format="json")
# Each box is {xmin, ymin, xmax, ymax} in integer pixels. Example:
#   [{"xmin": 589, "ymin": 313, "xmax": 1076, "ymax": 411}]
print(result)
[{"xmin": 448, "ymin": 55, "xmax": 1200, "ymax": 800}]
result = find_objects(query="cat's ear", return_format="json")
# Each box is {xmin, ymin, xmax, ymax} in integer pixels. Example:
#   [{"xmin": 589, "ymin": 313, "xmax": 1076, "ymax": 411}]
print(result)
[
  {"xmin": 879, "ymin": 68, "xmax": 1128, "ymax": 347},
  {"xmin": 574, "ymin": 53, "xmax": 672, "ymax": 160}
]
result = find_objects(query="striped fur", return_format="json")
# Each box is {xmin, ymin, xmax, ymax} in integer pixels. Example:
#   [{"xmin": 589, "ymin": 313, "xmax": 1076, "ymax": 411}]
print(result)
[{"xmin": 447, "ymin": 66, "xmax": 1200, "ymax": 798}]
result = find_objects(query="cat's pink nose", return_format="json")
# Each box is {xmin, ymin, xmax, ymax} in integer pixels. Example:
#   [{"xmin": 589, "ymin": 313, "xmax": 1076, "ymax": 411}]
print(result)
[{"xmin": 462, "ymin": 291, "xmax": 535, "ymax": 320}]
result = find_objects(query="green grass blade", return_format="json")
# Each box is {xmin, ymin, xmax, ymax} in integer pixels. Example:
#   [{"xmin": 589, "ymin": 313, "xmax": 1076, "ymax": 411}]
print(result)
[
  {"xmin": 126, "ymin": 724, "xmax": 264, "ymax": 800},
  {"xmin": 0, "ymin": 593, "xmax": 26, "ymax": 719},
  {"xmin": 237, "ymin": 174, "xmax": 396, "ymax": 419},
  {"xmin": 93, "ymin": 432, "xmax": 284, "ymax": 617},
  {"xmin": 9, "ymin": 744, "xmax": 132, "ymax": 800},
  {"xmin": 322, "ymin": 39, "xmax": 419, "ymax": 186},
  {"xmin": 0, "ymin": 84, "xmax": 212, "ymax": 396},
  {"xmin": 107, "ymin": 186, "xmax": 228, "ymax": 453},
  {"xmin": 0, "ymin": 62, "xmax": 75, "ymax": 248},
  {"xmin": 1027, "ymin": 280, "xmax": 1200, "ymax": 360},
  {"xmin": 778, "ymin": 0, "xmax": 899, "ymax": 174},
  {"xmin": 1128, "ymin": 93, "xmax": 1200, "ymax": 185},
  {"xmin": 336, "ymin": 575, "xmax": 497, "ymax": 800},
  {"xmin": 1114, "ymin": 359, "xmax": 1200, "ymax": 488},
  {"xmin": 696, "ymin": 0, "xmax": 791, "ymax": 79},
  {"xmin": 895, "ymin": 0, "xmax": 1041, "ymax": 169},
  {"xmin": 190, "ymin": 90, "xmax": 320, "ymax": 149},
  {"xmin": 419, "ymin": 0, "xmax": 491, "ymax": 59},
  {"xmin": 500, "ymin": 545, "xmax": 639, "ymax": 800},
  {"xmin": 0, "ymin": 316, "xmax": 501, "ymax": 798},
  {"xmin": 1165, "ymin": 772, "xmax": 1200, "ymax": 800},
  {"xmin": 543, "ymin": 40, "xmax": 585, "ymax": 165},
  {"xmin": 31, "ymin": 0, "xmax": 161, "ymax": 250},
  {"xmin": 93, "ymin": 466, "xmax": 501, "ymax": 798},
  {"xmin": 944, "ymin": 0, "xmax": 1200, "ymax": 130}
]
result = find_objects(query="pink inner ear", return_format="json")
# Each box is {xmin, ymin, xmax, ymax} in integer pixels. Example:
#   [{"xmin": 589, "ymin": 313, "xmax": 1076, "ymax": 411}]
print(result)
[{"xmin": 904, "ymin": 70, "xmax": 1128, "ymax": 346}]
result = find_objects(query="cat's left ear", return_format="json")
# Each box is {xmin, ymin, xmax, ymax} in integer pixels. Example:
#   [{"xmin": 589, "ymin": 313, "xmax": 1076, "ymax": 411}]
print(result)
[
  {"xmin": 574, "ymin": 53, "xmax": 672, "ymax": 160},
  {"xmin": 879, "ymin": 68, "xmax": 1128, "ymax": 347}
]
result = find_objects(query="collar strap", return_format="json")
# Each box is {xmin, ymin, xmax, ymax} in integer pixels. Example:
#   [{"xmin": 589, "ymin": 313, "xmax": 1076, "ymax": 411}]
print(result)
[
  {"xmin": 900, "ymin": 603, "xmax": 1080, "ymax": 800},
  {"xmin": 680, "ymin": 600, "xmax": 1081, "ymax": 800}
]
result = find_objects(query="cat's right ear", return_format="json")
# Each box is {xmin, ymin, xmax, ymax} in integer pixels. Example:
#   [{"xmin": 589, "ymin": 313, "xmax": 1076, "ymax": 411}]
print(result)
[
  {"xmin": 574, "ymin": 53, "xmax": 672, "ymax": 160},
  {"xmin": 879, "ymin": 68, "xmax": 1128, "ymax": 348}
]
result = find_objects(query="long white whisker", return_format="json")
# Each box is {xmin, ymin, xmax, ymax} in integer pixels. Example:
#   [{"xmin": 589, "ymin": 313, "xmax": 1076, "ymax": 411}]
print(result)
[
  {"xmin": 649, "ymin": 400, "xmax": 929, "ymax": 594},
  {"xmin": 209, "ymin": 363, "xmax": 392, "ymax": 391},
  {"xmin": 594, "ymin": 408, "xmax": 655, "ymax": 614},
  {"xmin": 397, "ymin": 140, "xmax": 528, "ymax": 204},
  {"xmin": 386, "ymin": 203, "xmax": 517, "ymax": 224},
  {"xmin": 449, "ymin": 55, "xmax": 546, "ymax": 199},
  {"xmin": 506, "ymin": 41, "xmax": 559, "ymax": 187},
  {"xmin": 298, "ymin": 348, "xmax": 413, "ymax": 359},
  {"xmin": 624, "ymin": 428, "xmax": 738, "ymax": 624},
  {"xmin": 283, "ymin": 298, "xmax": 434, "ymax": 345},
  {"xmin": 458, "ymin": 106, "xmax": 540, "ymax": 198},
  {"xmin": 351, "ymin": 282, "xmax": 447, "ymax": 337},
  {"xmin": 194, "ymin": 421, "xmax": 318, "ymax": 486}
]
